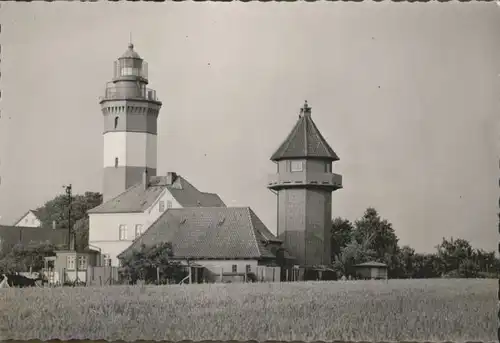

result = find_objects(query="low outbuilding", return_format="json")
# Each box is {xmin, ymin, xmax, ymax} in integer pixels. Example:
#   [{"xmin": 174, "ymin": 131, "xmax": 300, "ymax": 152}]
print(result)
[{"xmin": 354, "ymin": 261, "xmax": 388, "ymax": 280}]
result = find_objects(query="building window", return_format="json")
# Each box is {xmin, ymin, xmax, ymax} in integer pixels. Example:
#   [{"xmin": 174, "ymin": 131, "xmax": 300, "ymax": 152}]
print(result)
[
  {"xmin": 325, "ymin": 163, "xmax": 331, "ymax": 173},
  {"xmin": 232, "ymin": 265, "xmax": 237, "ymax": 273},
  {"xmin": 119, "ymin": 225, "xmax": 127, "ymax": 240},
  {"xmin": 114, "ymin": 116, "xmax": 119, "ymax": 129},
  {"xmin": 67, "ymin": 255, "xmax": 76, "ymax": 270},
  {"xmin": 78, "ymin": 256, "xmax": 87, "ymax": 270},
  {"xmin": 246, "ymin": 264, "xmax": 251, "ymax": 273},
  {"xmin": 291, "ymin": 160, "xmax": 303, "ymax": 172},
  {"xmin": 167, "ymin": 200, "xmax": 172, "ymax": 209},
  {"xmin": 159, "ymin": 201, "xmax": 165, "ymax": 212},
  {"xmin": 135, "ymin": 224, "xmax": 144, "ymax": 238},
  {"xmin": 102, "ymin": 254, "xmax": 112, "ymax": 267},
  {"xmin": 24, "ymin": 218, "xmax": 28, "ymax": 224},
  {"xmin": 115, "ymin": 157, "xmax": 119, "ymax": 168}
]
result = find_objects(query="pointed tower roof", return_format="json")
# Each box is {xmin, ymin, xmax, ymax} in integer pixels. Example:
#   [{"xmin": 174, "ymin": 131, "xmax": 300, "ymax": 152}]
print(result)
[{"xmin": 270, "ymin": 101, "xmax": 339, "ymax": 162}]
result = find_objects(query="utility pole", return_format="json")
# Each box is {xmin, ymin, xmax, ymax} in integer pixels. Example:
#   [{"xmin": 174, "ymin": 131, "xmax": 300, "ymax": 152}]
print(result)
[
  {"xmin": 64, "ymin": 184, "xmax": 80, "ymax": 284},
  {"xmin": 63, "ymin": 184, "xmax": 73, "ymax": 250}
]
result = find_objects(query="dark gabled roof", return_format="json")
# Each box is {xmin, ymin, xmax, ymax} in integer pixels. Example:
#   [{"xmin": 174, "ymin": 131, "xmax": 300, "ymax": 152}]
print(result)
[
  {"xmin": 12, "ymin": 210, "xmax": 41, "ymax": 226},
  {"xmin": 0, "ymin": 225, "xmax": 68, "ymax": 254},
  {"xmin": 270, "ymin": 101, "xmax": 339, "ymax": 162},
  {"xmin": 88, "ymin": 173, "xmax": 226, "ymax": 214},
  {"xmin": 118, "ymin": 207, "xmax": 282, "ymax": 260}
]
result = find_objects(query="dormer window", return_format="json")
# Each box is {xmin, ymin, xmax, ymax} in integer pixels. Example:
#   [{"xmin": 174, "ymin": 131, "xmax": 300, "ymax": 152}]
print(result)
[{"xmin": 290, "ymin": 161, "xmax": 303, "ymax": 172}]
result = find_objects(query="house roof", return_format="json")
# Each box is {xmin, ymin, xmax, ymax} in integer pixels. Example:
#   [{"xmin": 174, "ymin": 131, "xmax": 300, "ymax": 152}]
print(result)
[
  {"xmin": 88, "ymin": 173, "xmax": 226, "ymax": 214},
  {"xmin": 12, "ymin": 210, "xmax": 41, "ymax": 226},
  {"xmin": 354, "ymin": 261, "xmax": 388, "ymax": 268},
  {"xmin": 270, "ymin": 101, "xmax": 339, "ymax": 162},
  {"xmin": 118, "ymin": 207, "xmax": 283, "ymax": 260},
  {"xmin": 0, "ymin": 225, "xmax": 68, "ymax": 254}
]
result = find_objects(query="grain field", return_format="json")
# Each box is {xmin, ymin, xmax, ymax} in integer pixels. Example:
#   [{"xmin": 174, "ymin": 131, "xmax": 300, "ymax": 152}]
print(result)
[{"xmin": 0, "ymin": 279, "xmax": 495, "ymax": 342}]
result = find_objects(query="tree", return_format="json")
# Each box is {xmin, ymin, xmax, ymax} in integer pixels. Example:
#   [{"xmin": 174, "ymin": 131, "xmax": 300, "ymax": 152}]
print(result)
[
  {"xmin": 396, "ymin": 245, "xmax": 416, "ymax": 278},
  {"xmin": 73, "ymin": 217, "xmax": 89, "ymax": 252},
  {"xmin": 119, "ymin": 242, "xmax": 187, "ymax": 284},
  {"xmin": 411, "ymin": 253, "xmax": 442, "ymax": 278},
  {"xmin": 0, "ymin": 242, "xmax": 57, "ymax": 274},
  {"xmin": 332, "ymin": 233, "xmax": 377, "ymax": 278},
  {"xmin": 436, "ymin": 237, "xmax": 475, "ymax": 275},
  {"xmin": 353, "ymin": 208, "xmax": 400, "ymax": 260},
  {"xmin": 331, "ymin": 217, "xmax": 354, "ymax": 260},
  {"xmin": 474, "ymin": 249, "xmax": 496, "ymax": 276},
  {"xmin": 35, "ymin": 191, "xmax": 102, "ymax": 250},
  {"xmin": 36, "ymin": 191, "xmax": 102, "ymax": 230}
]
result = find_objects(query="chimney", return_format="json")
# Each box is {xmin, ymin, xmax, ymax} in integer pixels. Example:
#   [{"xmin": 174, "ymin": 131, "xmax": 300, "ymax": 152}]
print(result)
[
  {"xmin": 166, "ymin": 172, "xmax": 177, "ymax": 185},
  {"xmin": 142, "ymin": 169, "xmax": 149, "ymax": 190},
  {"xmin": 52, "ymin": 220, "xmax": 56, "ymax": 230}
]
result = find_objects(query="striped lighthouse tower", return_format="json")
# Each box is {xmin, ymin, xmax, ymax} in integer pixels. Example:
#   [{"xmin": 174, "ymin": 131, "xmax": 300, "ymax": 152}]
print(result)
[{"xmin": 99, "ymin": 43, "xmax": 162, "ymax": 202}]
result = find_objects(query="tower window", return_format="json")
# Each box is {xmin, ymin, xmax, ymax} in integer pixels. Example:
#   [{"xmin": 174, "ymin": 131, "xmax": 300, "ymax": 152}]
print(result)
[
  {"xmin": 114, "ymin": 116, "xmax": 119, "ymax": 129},
  {"xmin": 115, "ymin": 157, "xmax": 119, "ymax": 168},
  {"xmin": 325, "ymin": 163, "xmax": 331, "ymax": 173},
  {"xmin": 291, "ymin": 161, "xmax": 303, "ymax": 172}
]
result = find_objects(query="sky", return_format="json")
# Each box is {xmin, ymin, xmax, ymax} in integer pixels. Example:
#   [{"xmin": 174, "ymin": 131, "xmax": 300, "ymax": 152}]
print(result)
[{"xmin": 0, "ymin": 2, "xmax": 499, "ymax": 254}]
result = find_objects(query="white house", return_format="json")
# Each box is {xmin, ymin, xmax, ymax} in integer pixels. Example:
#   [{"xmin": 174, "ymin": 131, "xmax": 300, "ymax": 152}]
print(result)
[
  {"xmin": 88, "ymin": 171, "xmax": 225, "ymax": 266},
  {"xmin": 13, "ymin": 210, "xmax": 42, "ymax": 228}
]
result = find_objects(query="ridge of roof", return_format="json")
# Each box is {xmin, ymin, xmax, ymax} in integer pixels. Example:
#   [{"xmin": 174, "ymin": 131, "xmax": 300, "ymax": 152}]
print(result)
[
  {"xmin": 245, "ymin": 207, "xmax": 262, "ymax": 258},
  {"xmin": 88, "ymin": 173, "xmax": 225, "ymax": 214},
  {"xmin": 270, "ymin": 102, "xmax": 339, "ymax": 162}
]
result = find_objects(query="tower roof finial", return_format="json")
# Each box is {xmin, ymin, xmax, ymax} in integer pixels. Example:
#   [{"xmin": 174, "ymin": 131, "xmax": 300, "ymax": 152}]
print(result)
[
  {"xmin": 128, "ymin": 32, "xmax": 133, "ymax": 49},
  {"xmin": 300, "ymin": 100, "xmax": 311, "ymax": 117}
]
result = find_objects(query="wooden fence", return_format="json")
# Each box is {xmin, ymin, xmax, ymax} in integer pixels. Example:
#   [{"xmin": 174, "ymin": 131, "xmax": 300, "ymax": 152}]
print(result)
[{"xmin": 86, "ymin": 266, "xmax": 120, "ymax": 286}]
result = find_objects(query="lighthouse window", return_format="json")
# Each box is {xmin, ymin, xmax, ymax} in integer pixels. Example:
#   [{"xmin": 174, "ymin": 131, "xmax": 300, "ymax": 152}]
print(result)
[
  {"xmin": 121, "ymin": 67, "xmax": 139, "ymax": 77},
  {"xmin": 115, "ymin": 157, "xmax": 119, "ymax": 168},
  {"xmin": 291, "ymin": 161, "xmax": 303, "ymax": 172},
  {"xmin": 114, "ymin": 116, "xmax": 119, "ymax": 129}
]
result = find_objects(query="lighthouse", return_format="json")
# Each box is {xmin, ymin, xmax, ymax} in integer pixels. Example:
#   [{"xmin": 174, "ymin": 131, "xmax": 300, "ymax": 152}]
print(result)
[
  {"xmin": 99, "ymin": 43, "xmax": 163, "ymax": 202},
  {"xmin": 268, "ymin": 101, "xmax": 343, "ymax": 273}
]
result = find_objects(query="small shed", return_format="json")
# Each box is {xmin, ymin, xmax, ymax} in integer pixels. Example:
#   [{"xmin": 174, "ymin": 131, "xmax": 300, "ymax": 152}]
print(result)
[
  {"xmin": 43, "ymin": 248, "xmax": 100, "ymax": 285},
  {"xmin": 354, "ymin": 261, "xmax": 388, "ymax": 280}
]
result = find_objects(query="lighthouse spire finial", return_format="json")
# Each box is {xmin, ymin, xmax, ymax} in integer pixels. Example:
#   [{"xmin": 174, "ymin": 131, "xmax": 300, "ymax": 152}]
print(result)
[{"xmin": 128, "ymin": 32, "xmax": 134, "ymax": 49}]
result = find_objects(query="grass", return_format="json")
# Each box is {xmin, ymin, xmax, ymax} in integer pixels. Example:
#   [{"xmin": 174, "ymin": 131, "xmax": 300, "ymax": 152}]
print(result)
[{"xmin": 0, "ymin": 279, "xmax": 496, "ymax": 342}]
